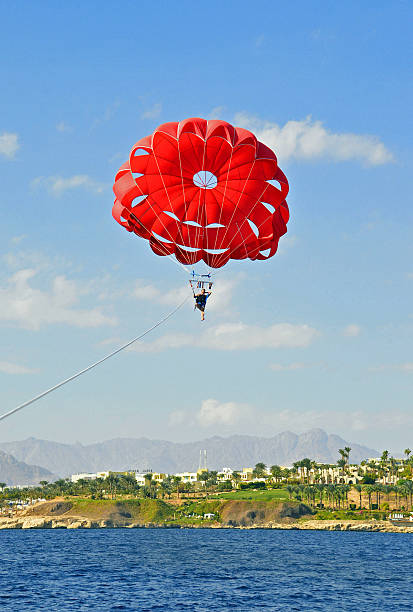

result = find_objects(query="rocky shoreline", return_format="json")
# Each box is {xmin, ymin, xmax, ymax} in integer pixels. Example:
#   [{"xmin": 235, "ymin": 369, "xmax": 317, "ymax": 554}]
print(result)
[{"xmin": 1, "ymin": 516, "xmax": 412, "ymax": 533}]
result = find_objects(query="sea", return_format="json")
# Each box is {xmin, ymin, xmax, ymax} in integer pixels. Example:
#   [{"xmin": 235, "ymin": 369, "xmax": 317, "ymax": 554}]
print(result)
[{"xmin": 0, "ymin": 529, "xmax": 412, "ymax": 611}]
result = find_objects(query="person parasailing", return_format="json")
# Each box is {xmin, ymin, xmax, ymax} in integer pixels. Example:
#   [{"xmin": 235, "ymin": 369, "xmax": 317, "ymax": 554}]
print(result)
[{"xmin": 190, "ymin": 283, "xmax": 212, "ymax": 321}]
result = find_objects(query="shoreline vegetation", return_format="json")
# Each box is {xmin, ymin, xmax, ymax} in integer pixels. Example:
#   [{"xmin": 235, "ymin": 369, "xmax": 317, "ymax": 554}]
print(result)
[
  {"xmin": 1, "ymin": 496, "xmax": 412, "ymax": 533},
  {"xmin": 2, "ymin": 449, "xmax": 413, "ymax": 532}
]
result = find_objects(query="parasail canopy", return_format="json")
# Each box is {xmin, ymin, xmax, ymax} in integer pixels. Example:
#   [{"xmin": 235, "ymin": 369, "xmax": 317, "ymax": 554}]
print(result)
[{"xmin": 113, "ymin": 117, "xmax": 289, "ymax": 269}]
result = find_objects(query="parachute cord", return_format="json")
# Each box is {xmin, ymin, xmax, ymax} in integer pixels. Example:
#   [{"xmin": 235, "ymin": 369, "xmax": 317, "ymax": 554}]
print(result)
[
  {"xmin": 128, "ymin": 211, "xmax": 190, "ymax": 276},
  {"xmin": 0, "ymin": 295, "xmax": 190, "ymax": 423}
]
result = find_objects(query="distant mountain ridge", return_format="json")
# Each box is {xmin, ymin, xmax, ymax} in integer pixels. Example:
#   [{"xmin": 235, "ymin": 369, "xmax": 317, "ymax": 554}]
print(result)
[
  {"xmin": 0, "ymin": 449, "xmax": 56, "ymax": 486},
  {"xmin": 0, "ymin": 429, "xmax": 377, "ymax": 478}
]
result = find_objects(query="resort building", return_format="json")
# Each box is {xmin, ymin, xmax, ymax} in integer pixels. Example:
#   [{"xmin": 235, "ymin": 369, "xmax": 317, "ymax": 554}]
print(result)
[
  {"xmin": 241, "ymin": 468, "xmax": 254, "ymax": 481},
  {"xmin": 71, "ymin": 472, "xmax": 109, "ymax": 483},
  {"xmin": 217, "ymin": 468, "xmax": 234, "ymax": 481},
  {"xmin": 175, "ymin": 472, "xmax": 198, "ymax": 483},
  {"xmin": 133, "ymin": 471, "xmax": 166, "ymax": 485}
]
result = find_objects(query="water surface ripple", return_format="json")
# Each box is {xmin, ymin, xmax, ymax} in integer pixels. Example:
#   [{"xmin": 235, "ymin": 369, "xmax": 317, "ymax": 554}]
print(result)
[{"xmin": 1, "ymin": 529, "xmax": 412, "ymax": 611}]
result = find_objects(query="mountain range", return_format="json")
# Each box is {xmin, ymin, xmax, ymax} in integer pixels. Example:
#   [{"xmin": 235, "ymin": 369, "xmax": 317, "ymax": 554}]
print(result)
[
  {"xmin": 0, "ymin": 429, "xmax": 377, "ymax": 481},
  {"xmin": 0, "ymin": 449, "xmax": 56, "ymax": 486}
]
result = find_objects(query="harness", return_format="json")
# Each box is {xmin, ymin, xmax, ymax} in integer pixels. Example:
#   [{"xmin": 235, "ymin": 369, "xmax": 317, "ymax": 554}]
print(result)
[
  {"xmin": 195, "ymin": 294, "xmax": 207, "ymax": 307},
  {"xmin": 189, "ymin": 271, "xmax": 213, "ymax": 312}
]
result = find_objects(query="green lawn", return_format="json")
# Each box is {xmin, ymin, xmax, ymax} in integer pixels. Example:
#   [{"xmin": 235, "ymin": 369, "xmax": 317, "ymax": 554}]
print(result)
[{"xmin": 215, "ymin": 489, "xmax": 290, "ymax": 501}]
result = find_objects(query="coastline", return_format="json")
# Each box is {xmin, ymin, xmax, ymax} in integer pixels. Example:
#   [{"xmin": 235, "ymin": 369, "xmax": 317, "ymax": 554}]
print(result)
[
  {"xmin": 2, "ymin": 498, "xmax": 412, "ymax": 533},
  {"xmin": 1, "ymin": 516, "xmax": 412, "ymax": 533}
]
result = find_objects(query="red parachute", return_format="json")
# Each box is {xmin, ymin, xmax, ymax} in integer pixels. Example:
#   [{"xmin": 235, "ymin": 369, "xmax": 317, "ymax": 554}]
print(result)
[{"xmin": 113, "ymin": 117, "xmax": 289, "ymax": 268}]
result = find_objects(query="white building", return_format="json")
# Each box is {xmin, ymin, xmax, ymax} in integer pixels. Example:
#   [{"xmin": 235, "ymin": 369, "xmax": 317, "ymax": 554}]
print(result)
[
  {"xmin": 175, "ymin": 472, "xmax": 198, "ymax": 483},
  {"xmin": 133, "ymin": 471, "xmax": 167, "ymax": 485},
  {"xmin": 71, "ymin": 473, "xmax": 96, "ymax": 483},
  {"xmin": 217, "ymin": 468, "xmax": 234, "ymax": 481}
]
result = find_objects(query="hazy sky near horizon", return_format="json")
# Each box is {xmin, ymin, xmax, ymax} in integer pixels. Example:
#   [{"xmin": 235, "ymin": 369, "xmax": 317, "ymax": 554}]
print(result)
[{"xmin": 0, "ymin": 1, "xmax": 412, "ymax": 452}]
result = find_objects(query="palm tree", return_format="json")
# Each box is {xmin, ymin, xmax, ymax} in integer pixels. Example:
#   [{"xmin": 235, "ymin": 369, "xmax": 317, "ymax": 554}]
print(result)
[
  {"xmin": 231, "ymin": 471, "xmax": 241, "ymax": 489},
  {"xmin": 396, "ymin": 484, "xmax": 408, "ymax": 510},
  {"xmin": 323, "ymin": 485, "xmax": 332, "ymax": 508},
  {"xmin": 172, "ymin": 476, "xmax": 182, "ymax": 498},
  {"xmin": 404, "ymin": 448, "xmax": 411, "ymax": 464},
  {"xmin": 404, "ymin": 480, "xmax": 413, "ymax": 509},
  {"xmin": 334, "ymin": 486, "xmax": 344, "ymax": 509},
  {"xmin": 374, "ymin": 484, "xmax": 384, "ymax": 508},
  {"xmin": 328, "ymin": 485, "xmax": 337, "ymax": 508},
  {"xmin": 53, "ymin": 479, "xmax": 69, "ymax": 496},
  {"xmin": 159, "ymin": 480, "xmax": 173, "ymax": 499},
  {"xmin": 338, "ymin": 448, "xmax": 346, "ymax": 463},
  {"xmin": 382, "ymin": 484, "xmax": 392, "ymax": 507},
  {"xmin": 198, "ymin": 470, "xmax": 209, "ymax": 485},
  {"xmin": 205, "ymin": 471, "xmax": 218, "ymax": 494},
  {"xmin": 303, "ymin": 458, "xmax": 312, "ymax": 483},
  {"xmin": 341, "ymin": 485, "xmax": 350, "ymax": 508},
  {"xmin": 303, "ymin": 486, "xmax": 313, "ymax": 506},
  {"xmin": 354, "ymin": 484, "xmax": 363, "ymax": 509},
  {"xmin": 295, "ymin": 485, "xmax": 304, "ymax": 501},
  {"xmin": 252, "ymin": 462, "xmax": 267, "ymax": 479},
  {"xmin": 292, "ymin": 461, "xmax": 302, "ymax": 482},
  {"xmin": 286, "ymin": 485, "xmax": 295, "ymax": 500},
  {"xmin": 124, "ymin": 474, "xmax": 139, "ymax": 495},
  {"xmin": 314, "ymin": 484, "xmax": 325, "ymax": 508},
  {"xmin": 106, "ymin": 474, "xmax": 118, "ymax": 499},
  {"xmin": 388, "ymin": 456, "xmax": 398, "ymax": 483},
  {"xmin": 270, "ymin": 465, "xmax": 282, "ymax": 483},
  {"xmin": 282, "ymin": 468, "xmax": 291, "ymax": 482},
  {"xmin": 344, "ymin": 447, "xmax": 351, "ymax": 465},
  {"xmin": 363, "ymin": 484, "xmax": 374, "ymax": 511},
  {"xmin": 337, "ymin": 459, "xmax": 346, "ymax": 481}
]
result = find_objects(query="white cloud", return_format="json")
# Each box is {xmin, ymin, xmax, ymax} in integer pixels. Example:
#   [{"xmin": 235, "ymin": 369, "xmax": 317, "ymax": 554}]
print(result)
[
  {"xmin": 133, "ymin": 275, "xmax": 239, "ymax": 314},
  {"xmin": 370, "ymin": 363, "xmax": 413, "ymax": 373},
  {"xmin": 270, "ymin": 362, "xmax": 308, "ymax": 371},
  {"xmin": 131, "ymin": 321, "xmax": 318, "ymax": 353},
  {"xmin": 0, "ymin": 361, "xmax": 38, "ymax": 375},
  {"xmin": 343, "ymin": 324, "xmax": 361, "ymax": 337},
  {"xmin": 208, "ymin": 106, "xmax": 226, "ymax": 119},
  {"xmin": 10, "ymin": 235, "xmax": 26, "ymax": 245},
  {"xmin": 263, "ymin": 407, "xmax": 413, "ymax": 434},
  {"xmin": 276, "ymin": 234, "xmax": 298, "ymax": 255},
  {"xmin": 168, "ymin": 399, "xmax": 253, "ymax": 429},
  {"xmin": 168, "ymin": 410, "xmax": 188, "ymax": 426},
  {"xmin": 31, "ymin": 174, "xmax": 106, "ymax": 196},
  {"xmin": 0, "ymin": 132, "xmax": 20, "ymax": 159},
  {"xmin": 3, "ymin": 249, "xmax": 58, "ymax": 272},
  {"xmin": 0, "ymin": 268, "xmax": 117, "ymax": 330},
  {"xmin": 141, "ymin": 103, "xmax": 162, "ymax": 119},
  {"xmin": 134, "ymin": 281, "xmax": 166, "ymax": 302},
  {"xmin": 56, "ymin": 121, "xmax": 72, "ymax": 133},
  {"xmin": 169, "ymin": 400, "xmax": 413, "ymax": 438},
  {"xmin": 197, "ymin": 398, "xmax": 253, "ymax": 427},
  {"xmin": 282, "ymin": 408, "xmax": 413, "ymax": 434},
  {"xmin": 132, "ymin": 332, "xmax": 192, "ymax": 353},
  {"xmin": 202, "ymin": 322, "xmax": 317, "ymax": 351},
  {"xmin": 234, "ymin": 113, "xmax": 394, "ymax": 166}
]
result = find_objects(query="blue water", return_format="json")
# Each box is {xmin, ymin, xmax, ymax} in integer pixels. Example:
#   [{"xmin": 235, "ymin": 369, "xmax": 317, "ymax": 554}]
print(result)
[{"xmin": 0, "ymin": 529, "xmax": 412, "ymax": 611}]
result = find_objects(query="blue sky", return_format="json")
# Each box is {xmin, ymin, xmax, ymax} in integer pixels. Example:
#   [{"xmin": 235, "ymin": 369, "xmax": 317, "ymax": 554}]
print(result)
[{"xmin": 0, "ymin": 1, "xmax": 412, "ymax": 452}]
